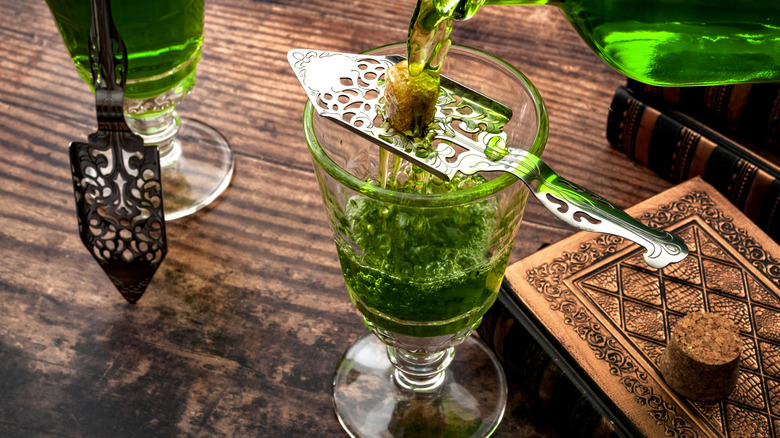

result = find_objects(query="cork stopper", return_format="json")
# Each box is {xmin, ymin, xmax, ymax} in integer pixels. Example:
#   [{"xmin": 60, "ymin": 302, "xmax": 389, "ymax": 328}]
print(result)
[
  {"xmin": 659, "ymin": 312, "xmax": 741, "ymax": 401},
  {"xmin": 384, "ymin": 60, "xmax": 439, "ymax": 134}
]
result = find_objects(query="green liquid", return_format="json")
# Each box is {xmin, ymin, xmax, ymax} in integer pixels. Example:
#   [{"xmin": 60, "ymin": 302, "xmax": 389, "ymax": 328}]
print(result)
[
  {"xmin": 335, "ymin": 174, "xmax": 510, "ymax": 338},
  {"xmin": 410, "ymin": 0, "xmax": 780, "ymax": 86},
  {"xmin": 46, "ymin": 0, "xmax": 204, "ymax": 98},
  {"xmin": 558, "ymin": 0, "xmax": 780, "ymax": 85}
]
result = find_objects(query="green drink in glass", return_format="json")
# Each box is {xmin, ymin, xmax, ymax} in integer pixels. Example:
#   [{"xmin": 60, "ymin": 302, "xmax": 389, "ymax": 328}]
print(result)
[
  {"xmin": 46, "ymin": 0, "xmax": 234, "ymax": 220},
  {"xmin": 337, "ymin": 189, "xmax": 513, "ymax": 339},
  {"xmin": 46, "ymin": 0, "xmax": 203, "ymax": 99},
  {"xmin": 305, "ymin": 43, "xmax": 547, "ymax": 437}
]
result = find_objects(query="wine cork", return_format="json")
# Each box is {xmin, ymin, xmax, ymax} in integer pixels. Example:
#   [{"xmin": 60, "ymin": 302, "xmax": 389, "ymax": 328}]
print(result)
[
  {"xmin": 659, "ymin": 312, "xmax": 741, "ymax": 401},
  {"xmin": 384, "ymin": 60, "xmax": 439, "ymax": 133}
]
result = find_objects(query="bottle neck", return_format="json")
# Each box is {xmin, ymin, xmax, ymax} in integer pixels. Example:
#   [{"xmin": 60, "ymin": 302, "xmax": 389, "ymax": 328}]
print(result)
[
  {"xmin": 407, "ymin": 0, "xmax": 557, "ymax": 74},
  {"xmin": 458, "ymin": 0, "xmax": 553, "ymax": 20}
]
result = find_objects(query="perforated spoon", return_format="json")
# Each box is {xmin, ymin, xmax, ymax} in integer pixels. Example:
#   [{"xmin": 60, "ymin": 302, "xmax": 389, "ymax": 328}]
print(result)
[
  {"xmin": 69, "ymin": 0, "xmax": 167, "ymax": 303},
  {"xmin": 288, "ymin": 48, "xmax": 687, "ymax": 269}
]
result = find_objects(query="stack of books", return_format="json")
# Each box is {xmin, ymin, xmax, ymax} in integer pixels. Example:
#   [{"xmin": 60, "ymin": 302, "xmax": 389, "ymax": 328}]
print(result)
[
  {"xmin": 606, "ymin": 80, "xmax": 780, "ymax": 242},
  {"xmin": 479, "ymin": 81, "xmax": 780, "ymax": 437}
]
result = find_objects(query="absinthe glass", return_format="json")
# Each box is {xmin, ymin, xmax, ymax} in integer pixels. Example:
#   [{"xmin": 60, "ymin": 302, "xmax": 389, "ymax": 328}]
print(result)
[
  {"xmin": 306, "ymin": 44, "xmax": 547, "ymax": 437},
  {"xmin": 46, "ymin": 0, "xmax": 233, "ymax": 220}
]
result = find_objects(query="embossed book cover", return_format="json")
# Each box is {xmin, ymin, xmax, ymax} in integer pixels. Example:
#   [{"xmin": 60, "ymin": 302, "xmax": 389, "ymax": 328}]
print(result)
[{"xmin": 491, "ymin": 177, "xmax": 780, "ymax": 437}]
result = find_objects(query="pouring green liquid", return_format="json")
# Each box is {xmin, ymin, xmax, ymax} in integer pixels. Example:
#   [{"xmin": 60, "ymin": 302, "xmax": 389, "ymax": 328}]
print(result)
[
  {"xmin": 408, "ymin": 0, "xmax": 780, "ymax": 86},
  {"xmin": 332, "ymin": 2, "xmax": 529, "ymax": 339}
]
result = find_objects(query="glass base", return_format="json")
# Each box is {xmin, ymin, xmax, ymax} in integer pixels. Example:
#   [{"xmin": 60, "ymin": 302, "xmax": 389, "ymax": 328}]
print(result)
[
  {"xmin": 158, "ymin": 117, "xmax": 234, "ymax": 221},
  {"xmin": 333, "ymin": 332, "xmax": 507, "ymax": 438}
]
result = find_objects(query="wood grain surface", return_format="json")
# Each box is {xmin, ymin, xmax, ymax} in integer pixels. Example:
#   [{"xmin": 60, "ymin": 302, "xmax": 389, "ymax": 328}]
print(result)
[{"xmin": 0, "ymin": 0, "xmax": 672, "ymax": 436}]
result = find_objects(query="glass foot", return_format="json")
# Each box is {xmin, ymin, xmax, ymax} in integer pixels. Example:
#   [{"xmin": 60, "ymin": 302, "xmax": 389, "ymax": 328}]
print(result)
[
  {"xmin": 159, "ymin": 117, "xmax": 234, "ymax": 220},
  {"xmin": 333, "ymin": 332, "xmax": 507, "ymax": 438}
]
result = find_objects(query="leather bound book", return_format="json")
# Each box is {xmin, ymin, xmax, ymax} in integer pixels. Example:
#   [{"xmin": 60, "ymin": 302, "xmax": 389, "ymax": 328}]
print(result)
[
  {"xmin": 624, "ymin": 79, "xmax": 780, "ymax": 151},
  {"xmin": 606, "ymin": 85, "xmax": 780, "ymax": 242},
  {"xmin": 480, "ymin": 177, "xmax": 780, "ymax": 438}
]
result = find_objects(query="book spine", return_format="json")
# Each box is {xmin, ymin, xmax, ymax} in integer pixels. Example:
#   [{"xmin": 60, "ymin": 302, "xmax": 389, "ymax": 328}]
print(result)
[
  {"xmin": 607, "ymin": 85, "xmax": 780, "ymax": 242},
  {"xmin": 625, "ymin": 79, "xmax": 780, "ymax": 151},
  {"xmin": 478, "ymin": 291, "xmax": 619, "ymax": 438}
]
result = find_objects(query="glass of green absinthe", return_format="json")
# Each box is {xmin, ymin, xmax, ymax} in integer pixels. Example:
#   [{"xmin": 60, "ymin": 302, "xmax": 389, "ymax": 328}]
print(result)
[
  {"xmin": 46, "ymin": 0, "xmax": 234, "ymax": 220},
  {"xmin": 305, "ymin": 43, "xmax": 548, "ymax": 437}
]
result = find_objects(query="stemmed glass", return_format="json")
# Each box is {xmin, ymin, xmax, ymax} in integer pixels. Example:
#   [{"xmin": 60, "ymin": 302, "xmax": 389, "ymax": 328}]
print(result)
[
  {"xmin": 46, "ymin": 0, "xmax": 233, "ymax": 220},
  {"xmin": 304, "ymin": 43, "xmax": 548, "ymax": 437}
]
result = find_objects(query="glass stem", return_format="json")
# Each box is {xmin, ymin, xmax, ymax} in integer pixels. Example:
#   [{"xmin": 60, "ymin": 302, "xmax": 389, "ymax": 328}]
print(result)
[
  {"xmin": 123, "ymin": 106, "xmax": 182, "ymax": 167},
  {"xmin": 387, "ymin": 346, "xmax": 455, "ymax": 393}
]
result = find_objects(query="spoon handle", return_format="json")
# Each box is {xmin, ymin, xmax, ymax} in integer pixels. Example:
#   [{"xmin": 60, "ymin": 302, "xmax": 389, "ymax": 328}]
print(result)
[{"xmin": 506, "ymin": 151, "xmax": 688, "ymax": 269}]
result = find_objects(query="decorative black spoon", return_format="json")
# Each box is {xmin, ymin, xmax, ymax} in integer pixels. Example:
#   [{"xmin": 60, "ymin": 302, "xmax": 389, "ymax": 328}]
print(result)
[{"xmin": 69, "ymin": 0, "xmax": 167, "ymax": 303}]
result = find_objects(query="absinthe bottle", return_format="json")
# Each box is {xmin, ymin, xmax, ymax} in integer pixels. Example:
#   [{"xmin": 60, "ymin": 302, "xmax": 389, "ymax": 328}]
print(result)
[{"xmin": 409, "ymin": 0, "xmax": 780, "ymax": 86}]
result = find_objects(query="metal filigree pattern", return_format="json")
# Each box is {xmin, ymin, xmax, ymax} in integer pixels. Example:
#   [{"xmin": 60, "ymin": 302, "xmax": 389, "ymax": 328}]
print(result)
[
  {"xmin": 69, "ymin": 0, "xmax": 166, "ymax": 303},
  {"xmin": 71, "ymin": 131, "xmax": 166, "ymax": 302},
  {"xmin": 287, "ymin": 48, "xmax": 510, "ymax": 178},
  {"xmin": 527, "ymin": 188, "xmax": 780, "ymax": 437},
  {"xmin": 288, "ymin": 48, "xmax": 687, "ymax": 269}
]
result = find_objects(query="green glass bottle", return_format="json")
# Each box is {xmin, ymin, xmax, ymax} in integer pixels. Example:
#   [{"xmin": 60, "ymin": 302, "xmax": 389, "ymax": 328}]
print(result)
[{"xmin": 409, "ymin": 0, "xmax": 780, "ymax": 86}]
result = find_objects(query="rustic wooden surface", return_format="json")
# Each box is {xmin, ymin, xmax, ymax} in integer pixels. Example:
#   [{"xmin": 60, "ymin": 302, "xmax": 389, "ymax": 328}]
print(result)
[{"xmin": 0, "ymin": 0, "xmax": 673, "ymax": 436}]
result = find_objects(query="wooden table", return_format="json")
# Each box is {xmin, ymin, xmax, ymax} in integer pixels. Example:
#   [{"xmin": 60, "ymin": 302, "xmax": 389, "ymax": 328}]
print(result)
[{"xmin": 0, "ymin": 1, "xmax": 673, "ymax": 436}]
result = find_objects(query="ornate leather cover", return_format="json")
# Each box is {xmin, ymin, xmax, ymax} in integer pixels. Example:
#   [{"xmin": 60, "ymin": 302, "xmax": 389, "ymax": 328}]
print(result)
[{"xmin": 504, "ymin": 177, "xmax": 780, "ymax": 437}]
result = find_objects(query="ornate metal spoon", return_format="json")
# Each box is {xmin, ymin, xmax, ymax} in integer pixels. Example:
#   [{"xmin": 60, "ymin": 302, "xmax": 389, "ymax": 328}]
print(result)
[
  {"xmin": 288, "ymin": 48, "xmax": 687, "ymax": 269},
  {"xmin": 69, "ymin": 0, "xmax": 167, "ymax": 303}
]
